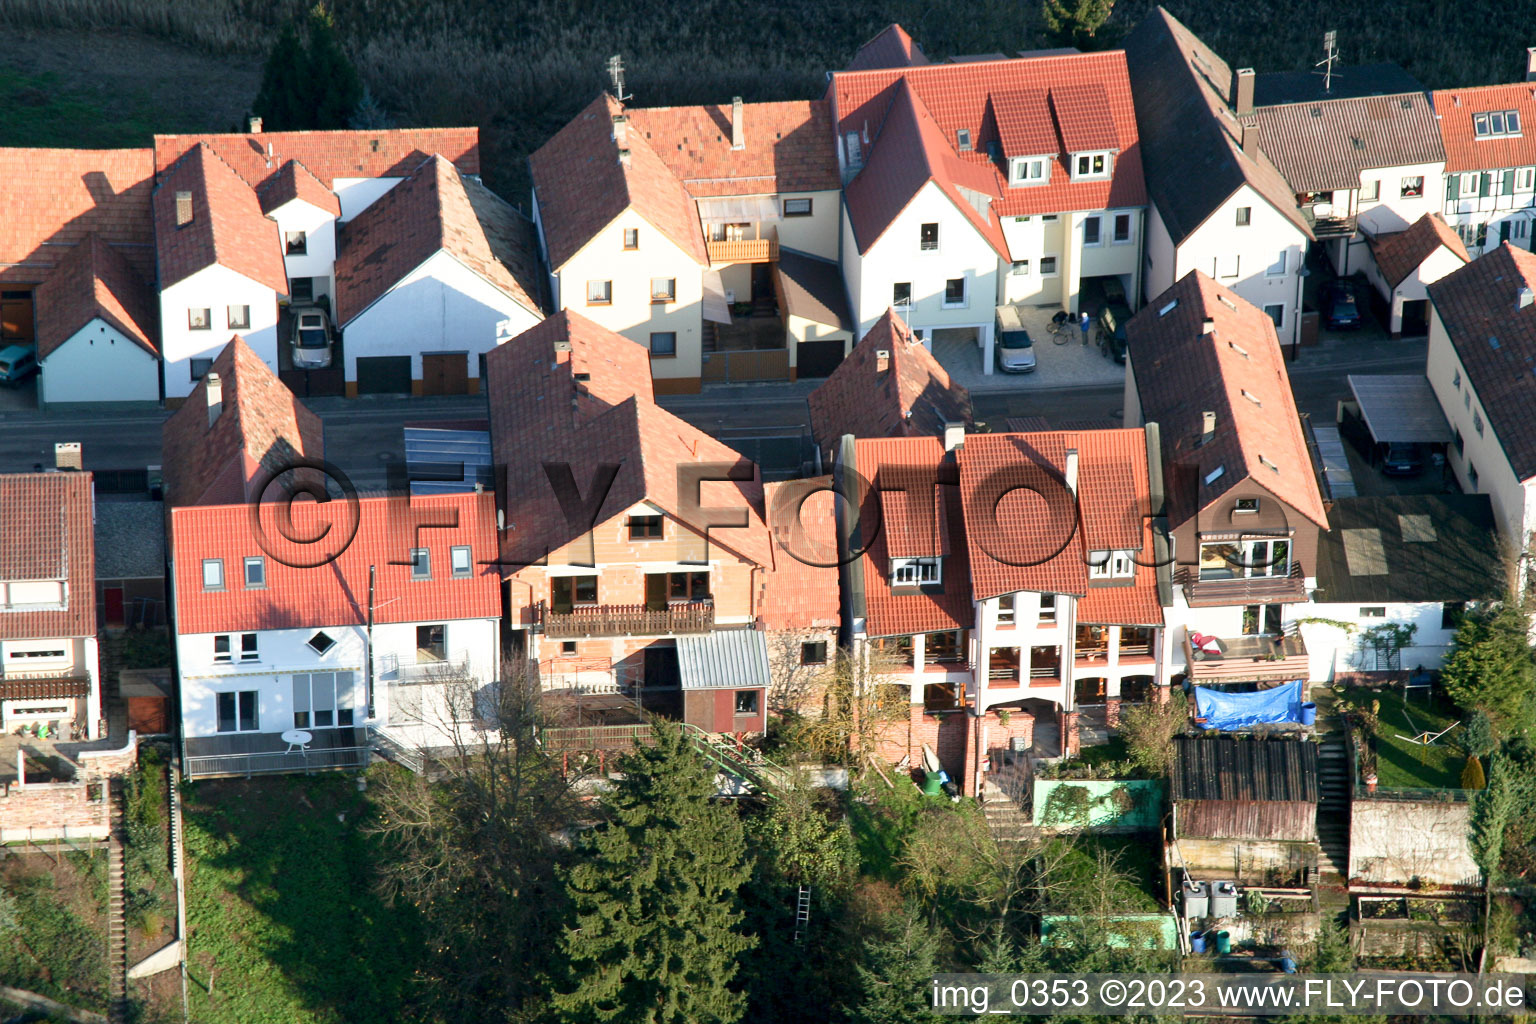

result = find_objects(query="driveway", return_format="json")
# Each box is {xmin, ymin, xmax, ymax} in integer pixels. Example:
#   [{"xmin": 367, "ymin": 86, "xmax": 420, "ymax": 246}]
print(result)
[{"xmin": 930, "ymin": 305, "xmax": 1126, "ymax": 392}]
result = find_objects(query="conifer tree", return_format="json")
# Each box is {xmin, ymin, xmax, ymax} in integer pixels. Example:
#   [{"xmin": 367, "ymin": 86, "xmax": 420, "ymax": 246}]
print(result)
[
  {"xmin": 253, "ymin": 4, "xmax": 363, "ymax": 131},
  {"xmin": 844, "ymin": 903, "xmax": 941, "ymax": 1024},
  {"xmin": 252, "ymin": 20, "xmax": 307, "ymax": 130}
]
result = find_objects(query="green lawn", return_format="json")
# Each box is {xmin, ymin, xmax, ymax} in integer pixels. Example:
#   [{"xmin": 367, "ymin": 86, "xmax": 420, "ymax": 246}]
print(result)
[
  {"xmin": 0, "ymin": 68, "xmax": 158, "ymax": 149},
  {"xmin": 1342, "ymin": 687, "xmax": 1465, "ymax": 790}
]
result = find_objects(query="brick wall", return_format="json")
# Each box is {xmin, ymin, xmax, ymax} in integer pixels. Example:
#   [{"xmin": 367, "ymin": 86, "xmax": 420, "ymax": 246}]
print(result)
[
  {"xmin": 873, "ymin": 706, "xmax": 1039, "ymax": 797},
  {"xmin": 0, "ymin": 781, "xmax": 109, "ymax": 841}
]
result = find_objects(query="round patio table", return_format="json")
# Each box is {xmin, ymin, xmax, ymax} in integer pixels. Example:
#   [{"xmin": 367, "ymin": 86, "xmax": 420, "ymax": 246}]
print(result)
[{"xmin": 281, "ymin": 729, "xmax": 313, "ymax": 754}]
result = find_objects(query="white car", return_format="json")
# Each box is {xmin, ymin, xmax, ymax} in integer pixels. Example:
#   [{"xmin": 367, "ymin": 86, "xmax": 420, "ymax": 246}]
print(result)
[{"xmin": 291, "ymin": 308, "xmax": 334, "ymax": 369}]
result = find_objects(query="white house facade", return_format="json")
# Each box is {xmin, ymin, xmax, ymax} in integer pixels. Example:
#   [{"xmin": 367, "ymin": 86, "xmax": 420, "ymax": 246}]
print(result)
[
  {"xmin": 158, "ymin": 265, "xmax": 280, "ymax": 400},
  {"xmin": 39, "ymin": 319, "xmax": 160, "ymax": 406}
]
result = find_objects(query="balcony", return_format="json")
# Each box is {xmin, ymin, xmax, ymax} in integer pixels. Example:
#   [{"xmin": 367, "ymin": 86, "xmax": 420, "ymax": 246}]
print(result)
[
  {"xmin": 538, "ymin": 599, "xmax": 715, "ymax": 638},
  {"xmin": 1301, "ymin": 206, "xmax": 1358, "ymax": 238},
  {"xmin": 379, "ymin": 651, "xmax": 471, "ymax": 682},
  {"xmin": 1176, "ymin": 560, "xmax": 1306, "ymax": 607},
  {"xmin": 1183, "ymin": 632, "xmax": 1310, "ymax": 684},
  {"xmin": 0, "ymin": 668, "xmax": 91, "ymax": 701},
  {"xmin": 706, "ymin": 237, "xmax": 779, "ymax": 264}
]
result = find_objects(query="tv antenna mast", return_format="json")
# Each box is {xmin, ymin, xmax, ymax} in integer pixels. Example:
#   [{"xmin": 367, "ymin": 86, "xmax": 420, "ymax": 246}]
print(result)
[
  {"xmin": 1315, "ymin": 31, "xmax": 1340, "ymax": 93},
  {"xmin": 606, "ymin": 54, "xmax": 632, "ymax": 103}
]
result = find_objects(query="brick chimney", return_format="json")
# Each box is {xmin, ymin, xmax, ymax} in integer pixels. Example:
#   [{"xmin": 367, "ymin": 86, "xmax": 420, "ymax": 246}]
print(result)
[
  {"xmin": 206, "ymin": 372, "xmax": 223, "ymax": 428},
  {"xmin": 875, "ymin": 348, "xmax": 890, "ymax": 374},
  {"xmin": 53, "ymin": 442, "xmax": 81, "ymax": 471},
  {"xmin": 1233, "ymin": 68, "xmax": 1256, "ymax": 116},
  {"xmin": 611, "ymin": 113, "xmax": 628, "ymax": 147},
  {"xmin": 1240, "ymin": 123, "xmax": 1259, "ymax": 159},
  {"xmin": 174, "ymin": 190, "xmax": 193, "ymax": 228},
  {"xmin": 248, "ymin": 115, "xmax": 263, "ymax": 133},
  {"xmin": 731, "ymin": 96, "xmax": 745, "ymax": 150}
]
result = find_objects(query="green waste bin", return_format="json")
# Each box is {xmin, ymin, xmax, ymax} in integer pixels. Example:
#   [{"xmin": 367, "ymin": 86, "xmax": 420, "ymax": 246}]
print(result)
[
  {"xmin": 922, "ymin": 771, "xmax": 944, "ymax": 796},
  {"xmin": 1215, "ymin": 930, "xmax": 1232, "ymax": 954}
]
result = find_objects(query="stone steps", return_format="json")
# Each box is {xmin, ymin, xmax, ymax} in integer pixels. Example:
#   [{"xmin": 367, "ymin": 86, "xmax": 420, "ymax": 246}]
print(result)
[
  {"xmin": 106, "ymin": 779, "xmax": 128, "ymax": 1024},
  {"xmin": 1315, "ymin": 738, "xmax": 1350, "ymax": 881}
]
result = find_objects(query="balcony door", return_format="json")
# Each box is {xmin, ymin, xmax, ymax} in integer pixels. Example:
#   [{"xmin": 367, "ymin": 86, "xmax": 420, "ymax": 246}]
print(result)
[{"xmin": 645, "ymin": 573, "xmax": 668, "ymax": 612}]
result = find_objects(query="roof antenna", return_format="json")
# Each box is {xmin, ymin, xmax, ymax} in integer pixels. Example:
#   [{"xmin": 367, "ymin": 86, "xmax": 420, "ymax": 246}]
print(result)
[
  {"xmin": 1315, "ymin": 30, "xmax": 1339, "ymax": 93},
  {"xmin": 606, "ymin": 54, "xmax": 632, "ymax": 104}
]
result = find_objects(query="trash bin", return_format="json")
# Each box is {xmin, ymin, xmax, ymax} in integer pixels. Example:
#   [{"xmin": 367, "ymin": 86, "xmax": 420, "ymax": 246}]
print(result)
[
  {"xmin": 1299, "ymin": 702, "xmax": 1318, "ymax": 726},
  {"xmin": 1279, "ymin": 952, "xmax": 1297, "ymax": 973},
  {"xmin": 1190, "ymin": 932, "xmax": 1207, "ymax": 954},
  {"xmin": 922, "ymin": 771, "xmax": 944, "ymax": 796},
  {"xmin": 1182, "ymin": 879, "xmax": 1208, "ymax": 919},
  {"xmin": 1215, "ymin": 930, "xmax": 1232, "ymax": 954}
]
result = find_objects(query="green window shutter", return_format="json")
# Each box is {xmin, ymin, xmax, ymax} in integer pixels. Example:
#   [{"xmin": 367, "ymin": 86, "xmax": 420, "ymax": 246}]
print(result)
[
  {"xmin": 1481, "ymin": 172, "xmax": 1492, "ymax": 197},
  {"xmin": 1446, "ymin": 175, "xmax": 1458, "ymax": 201},
  {"xmin": 1504, "ymin": 170, "xmax": 1516, "ymax": 195}
]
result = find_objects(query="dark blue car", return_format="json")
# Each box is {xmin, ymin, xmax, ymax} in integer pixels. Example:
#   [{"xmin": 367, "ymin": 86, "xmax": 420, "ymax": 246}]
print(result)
[{"xmin": 1322, "ymin": 281, "xmax": 1362, "ymax": 330}]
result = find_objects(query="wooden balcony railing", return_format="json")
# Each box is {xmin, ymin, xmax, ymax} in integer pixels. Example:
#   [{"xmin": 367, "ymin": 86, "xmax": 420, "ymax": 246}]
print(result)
[
  {"xmin": 1028, "ymin": 664, "xmax": 1060, "ymax": 678},
  {"xmin": 706, "ymin": 237, "xmax": 779, "ymax": 264},
  {"xmin": 0, "ymin": 670, "xmax": 91, "ymax": 700},
  {"xmin": 539, "ymin": 599, "xmax": 715, "ymax": 638},
  {"xmin": 1176, "ymin": 561, "xmax": 1306, "ymax": 607},
  {"xmin": 1117, "ymin": 642, "xmax": 1152, "ymax": 658},
  {"xmin": 1183, "ymin": 631, "xmax": 1310, "ymax": 684}
]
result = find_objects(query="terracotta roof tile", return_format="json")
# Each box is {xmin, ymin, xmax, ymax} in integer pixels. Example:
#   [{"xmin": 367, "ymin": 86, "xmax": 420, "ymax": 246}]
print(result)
[
  {"xmin": 335, "ymin": 154, "xmax": 542, "ymax": 324},
  {"xmin": 991, "ymin": 89, "xmax": 1057, "ymax": 157},
  {"xmin": 530, "ymin": 94, "xmax": 707, "ymax": 270},
  {"xmin": 1128, "ymin": 271, "xmax": 1328, "ymax": 530},
  {"xmin": 161, "ymin": 336, "xmax": 323, "ymax": 509},
  {"xmin": 171, "ymin": 492, "xmax": 500, "ymax": 634},
  {"xmin": 1368, "ymin": 212, "xmax": 1469, "ymax": 289},
  {"xmin": 808, "ymin": 309, "xmax": 973, "ymax": 457},
  {"xmin": 757, "ymin": 479, "xmax": 840, "ymax": 630},
  {"xmin": 258, "ymin": 159, "xmax": 341, "ymax": 217},
  {"xmin": 153, "ymin": 127, "xmax": 479, "ymax": 190},
  {"xmin": 0, "ymin": 147, "xmax": 154, "ymax": 285},
  {"xmin": 625, "ymin": 100, "xmax": 840, "ymax": 195},
  {"xmin": 34, "ymin": 233, "xmax": 157, "ymax": 359},
  {"xmin": 1432, "ymin": 83, "xmax": 1536, "ymax": 173},
  {"xmin": 154, "ymin": 144, "xmax": 288, "ymax": 293},
  {"xmin": 847, "ymin": 24, "xmax": 929, "ymax": 72},
  {"xmin": 1426, "ymin": 243, "xmax": 1536, "ymax": 480},
  {"xmin": 0, "ymin": 473, "xmax": 95, "ymax": 640},
  {"xmin": 1254, "ymin": 92, "xmax": 1445, "ymax": 193}
]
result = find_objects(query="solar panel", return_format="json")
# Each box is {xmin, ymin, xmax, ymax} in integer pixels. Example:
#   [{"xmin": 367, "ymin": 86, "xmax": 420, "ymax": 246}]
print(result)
[{"xmin": 403, "ymin": 427, "xmax": 494, "ymax": 495}]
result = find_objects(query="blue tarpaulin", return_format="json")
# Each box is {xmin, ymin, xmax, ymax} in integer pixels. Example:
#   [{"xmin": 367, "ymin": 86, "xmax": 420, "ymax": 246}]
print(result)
[{"xmin": 1194, "ymin": 680, "xmax": 1304, "ymax": 730}]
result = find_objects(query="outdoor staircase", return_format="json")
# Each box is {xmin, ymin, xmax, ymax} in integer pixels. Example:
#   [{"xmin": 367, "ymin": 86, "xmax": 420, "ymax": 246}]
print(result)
[
  {"xmin": 702, "ymin": 320, "xmax": 719, "ymax": 354},
  {"xmin": 107, "ymin": 779, "xmax": 129, "ymax": 1024},
  {"xmin": 99, "ymin": 632, "xmax": 128, "ymax": 741},
  {"xmin": 1315, "ymin": 735, "xmax": 1351, "ymax": 884},
  {"xmin": 980, "ymin": 763, "xmax": 1036, "ymax": 843},
  {"xmin": 679, "ymin": 723, "xmax": 788, "ymax": 797}
]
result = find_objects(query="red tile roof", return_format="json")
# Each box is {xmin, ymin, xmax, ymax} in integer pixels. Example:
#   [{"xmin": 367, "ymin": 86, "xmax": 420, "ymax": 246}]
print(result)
[
  {"xmin": 1368, "ymin": 213, "xmax": 1469, "ymax": 290},
  {"xmin": 1426, "ymin": 243, "xmax": 1536, "ymax": 480},
  {"xmin": 34, "ymin": 233, "xmax": 157, "ymax": 359},
  {"xmin": 625, "ymin": 100, "xmax": 840, "ymax": 196},
  {"xmin": 808, "ymin": 309, "xmax": 973, "ymax": 458},
  {"xmin": 0, "ymin": 473, "xmax": 95, "ymax": 640},
  {"xmin": 1432, "ymin": 84, "xmax": 1536, "ymax": 173},
  {"xmin": 170, "ymin": 491, "xmax": 501, "ymax": 634},
  {"xmin": 154, "ymin": 144, "xmax": 288, "ymax": 293},
  {"xmin": 847, "ymin": 24, "xmax": 929, "ymax": 72},
  {"xmin": 1127, "ymin": 271, "xmax": 1328, "ymax": 531},
  {"xmin": 853, "ymin": 436, "xmax": 972, "ymax": 637},
  {"xmin": 756, "ymin": 479, "xmax": 840, "ymax": 630},
  {"xmin": 153, "ymin": 127, "xmax": 479, "ymax": 191},
  {"xmin": 258, "ymin": 159, "xmax": 341, "ymax": 217},
  {"xmin": 0, "ymin": 147, "xmax": 154, "ymax": 285},
  {"xmin": 530, "ymin": 94, "xmax": 708, "ymax": 270},
  {"xmin": 335, "ymin": 154, "xmax": 543, "ymax": 325},
  {"xmin": 832, "ymin": 48, "xmax": 1145, "ymax": 245},
  {"xmin": 161, "ymin": 336, "xmax": 323, "ymax": 509},
  {"xmin": 485, "ymin": 311, "xmax": 771, "ymax": 569}
]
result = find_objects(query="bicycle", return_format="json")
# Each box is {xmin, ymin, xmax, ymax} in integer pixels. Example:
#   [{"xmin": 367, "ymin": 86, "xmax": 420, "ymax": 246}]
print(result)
[{"xmin": 1047, "ymin": 310, "xmax": 1073, "ymax": 344}]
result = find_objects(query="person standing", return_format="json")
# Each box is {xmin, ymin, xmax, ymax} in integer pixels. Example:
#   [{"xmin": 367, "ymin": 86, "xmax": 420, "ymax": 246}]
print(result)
[{"xmin": 1079, "ymin": 310, "xmax": 1091, "ymax": 345}]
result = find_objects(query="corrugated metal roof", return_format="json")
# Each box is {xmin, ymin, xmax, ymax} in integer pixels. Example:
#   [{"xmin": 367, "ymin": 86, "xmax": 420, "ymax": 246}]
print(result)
[
  {"xmin": 1347, "ymin": 375, "xmax": 1453, "ymax": 444},
  {"xmin": 1171, "ymin": 736, "xmax": 1318, "ymax": 803},
  {"xmin": 676, "ymin": 629, "xmax": 772, "ymax": 690},
  {"xmin": 404, "ymin": 426, "xmax": 493, "ymax": 495},
  {"xmin": 1254, "ymin": 92, "xmax": 1445, "ymax": 193}
]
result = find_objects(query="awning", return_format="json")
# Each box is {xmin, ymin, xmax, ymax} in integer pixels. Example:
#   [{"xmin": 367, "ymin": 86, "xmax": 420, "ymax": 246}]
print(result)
[
  {"xmin": 696, "ymin": 196, "xmax": 779, "ymax": 224},
  {"xmin": 676, "ymin": 629, "xmax": 771, "ymax": 690},
  {"xmin": 1347, "ymin": 375, "xmax": 1453, "ymax": 444},
  {"xmin": 701, "ymin": 270, "xmax": 732, "ymax": 325}
]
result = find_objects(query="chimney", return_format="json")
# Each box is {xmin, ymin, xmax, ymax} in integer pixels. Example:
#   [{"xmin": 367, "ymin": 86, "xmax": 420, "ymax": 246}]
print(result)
[
  {"xmin": 1520, "ymin": 286, "xmax": 1534, "ymax": 309},
  {"xmin": 1233, "ymin": 68, "xmax": 1256, "ymax": 116},
  {"xmin": 1202, "ymin": 316, "xmax": 1216, "ymax": 334},
  {"xmin": 1240, "ymin": 123, "xmax": 1259, "ymax": 159},
  {"xmin": 53, "ymin": 442, "xmax": 81, "ymax": 471},
  {"xmin": 206, "ymin": 372, "xmax": 223, "ymax": 428},
  {"xmin": 611, "ymin": 113, "xmax": 628, "ymax": 147},
  {"xmin": 248, "ymin": 115, "xmax": 263, "ymax": 133},
  {"xmin": 1064, "ymin": 448, "xmax": 1079, "ymax": 495},
  {"xmin": 875, "ymin": 348, "xmax": 890, "ymax": 373},
  {"xmin": 1201, "ymin": 410, "xmax": 1217, "ymax": 444},
  {"xmin": 731, "ymin": 96, "xmax": 745, "ymax": 150},
  {"xmin": 943, "ymin": 421, "xmax": 966, "ymax": 452},
  {"xmin": 1527, "ymin": 47, "xmax": 1536, "ymax": 82},
  {"xmin": 617, "ymin": 148, "xmax": 631, "ymax": 167},
  {"xmin": 174, "ymin": 190, "xmax": 193, "ymax": 228}
]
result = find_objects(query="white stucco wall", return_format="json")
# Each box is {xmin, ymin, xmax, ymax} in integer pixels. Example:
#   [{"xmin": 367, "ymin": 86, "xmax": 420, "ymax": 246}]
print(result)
[
  {"xmin": 267, "ymin": 198, "xmax": 338, "ymax": 301},
  {"xmin": 1362, "ymin": 243, "xmax": 1465, "ymax": 334},
  {"xmin": 39, "ymin": 318, "xmax": 159, "ymax": 405},
  {"xmin": 1299, "ymin": 601, "xmax": 1462, "ymax": 681},
  {"xmin": 1000, "ymin": 212, "xmax": 1067, "ymax": 306},
  {"xmin": 343, "ymin": 250, "xmax": 542, "ymax": 384},
  {"xmin": 333, "ymin": 177, "xmax": 404, "ymax": 222},
  {"xmin": 1173, "ymin": 185, "xmax": 1307, "ymax": 347},
  {"xmin": 1441, "ymin": 167, "xmax": 1536, "ymax": 254},
  {"xmin": 159, "ymin": 265, "xmax": 279, "ymax": 400},
  {"xmin": 775, "ymin": 189, "xmax": 841, "ymax": 260},
  {"xmin": 1356, "ymin": 161, "xmax": 1446, "ymax": 236},
  {"xmin": 0, "ymin": 634, "xmax": 101, "ymax": 739}
]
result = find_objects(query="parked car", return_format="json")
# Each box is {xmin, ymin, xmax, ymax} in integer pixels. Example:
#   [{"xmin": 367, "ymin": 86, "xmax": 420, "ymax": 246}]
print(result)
[
  {"xmin": 1099, "ymin": 276, "xmax": 1127, "ymax": 306},
  {"xmin": 290, "ymin": 307, "xmax": 334, "ymax": 369},
  {"xmin": 0, "ymin": 345, "xmax": 38, "ymax": 386},
  {"xmin": 994, "ymin": 305, "xmax": 1036, "ymax": 373},
  {"xmin": 1322, "ymin": 281, "xmax": 1362, "ymax": 330},
  {"xmin": 1097, "ymin": 302, "xmax": 1132, "ymax": 363},
  {"xmin": 1381, "ymin": 442, "xmax": 1424, "ymax": 476}
]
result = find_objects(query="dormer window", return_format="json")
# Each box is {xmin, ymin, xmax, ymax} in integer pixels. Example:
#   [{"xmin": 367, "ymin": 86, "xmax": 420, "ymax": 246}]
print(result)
[
  {"xmin": 1010, "ymin": 157, "xmax": 1049, "ymax": 186},
  {"xmin": 1073, "ymin": 152, "xmax": 1112, "ymax": 180},
  {"xmin": 890, "ymin": 556, "xmax": 941, "ymax": 586},
  {"xmin": 1088, "ymin": 550, "xmax": 1136, "ymax": 580}
]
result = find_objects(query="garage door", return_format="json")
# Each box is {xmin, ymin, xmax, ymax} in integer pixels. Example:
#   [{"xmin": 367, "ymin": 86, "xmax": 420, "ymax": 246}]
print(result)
[
  {"xmin": 796, "ymin": 339, "xmax": 845, "ymax": 378},
  {"xmin": 355, "ymin": 356, "xmax": 412, "ymax": 395},
  {"xmin": 421, "ymin": 352, "xmax": 469, "ymax": 395}
]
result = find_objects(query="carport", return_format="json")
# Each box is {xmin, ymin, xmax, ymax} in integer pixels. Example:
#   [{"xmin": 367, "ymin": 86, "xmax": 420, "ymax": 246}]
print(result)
[{"xmin": 1345, "ymin": 375, "xmax": 1453, "ymax": 446}]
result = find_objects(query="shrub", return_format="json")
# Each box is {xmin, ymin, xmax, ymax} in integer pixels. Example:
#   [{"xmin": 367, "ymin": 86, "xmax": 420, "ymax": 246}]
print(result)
[
  {"xmin": 1461, "ymin": 755, "xmax": 1486, "ymax": 790},
  {"xmin": 1117, "ymin": 697, "xmax": 1184, "ymax": 778}
]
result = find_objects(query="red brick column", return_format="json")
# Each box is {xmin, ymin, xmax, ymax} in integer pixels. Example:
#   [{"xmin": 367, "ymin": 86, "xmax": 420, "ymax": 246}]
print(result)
[
  {"xmin": 1060, "ymin": 708, "xmax": 1081, "ymax": 758},
  {"xmin": 1105, "ymin": 697, "xmax": 1122, "ymax": 727},
  {"xmin": 1152, "ymin": 684, "xmax": 1171, "ymax": 705}
]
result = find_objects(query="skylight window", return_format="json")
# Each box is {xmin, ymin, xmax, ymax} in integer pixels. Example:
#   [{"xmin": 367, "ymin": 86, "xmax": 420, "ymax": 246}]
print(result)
[
  {"xmin": 1159, "ymin": 299, "xmax": 1178, "ymax": 316},
  {"xmin": 1203, "ymin": 466, "xmax": 1225, "ymax": 485},
  {"xmin": 956, "ymin": 128, "xmax": 973, "ymax": 151},
  {"xmin": 1474, "ymin": 110, "xmax": 1522, "ymax": 139}
]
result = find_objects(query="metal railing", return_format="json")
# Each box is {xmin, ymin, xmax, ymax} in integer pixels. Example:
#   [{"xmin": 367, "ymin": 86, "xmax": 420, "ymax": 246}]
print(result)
[
  {"xmin": 1177, "ymin": 560, "xmax": 1306, "ymax": 607},
  {"xmin": 379, "ymin": 650, "xmax": 473, "ymax": 681},
  {"xmin": 538, "ymin": 599, "xmax": 714, "ymax": 638},
  {"xmin": 183, "ymin": 745, "xmax": 371, "ymax": 779}
]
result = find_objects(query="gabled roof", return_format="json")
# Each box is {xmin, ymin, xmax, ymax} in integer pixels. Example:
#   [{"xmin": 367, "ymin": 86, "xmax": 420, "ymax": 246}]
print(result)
[
  {"xmin": 832, "ymin": 48, "xmax": 1144, "ymax": 233},
  {"xmin": 34, "ymin": 233, "xmax": 157, "ymax": 359},
  {"xmin": 161, "ymin": 336, "xmax": 323, "ymax": 509},
  {"xmin": 1128, "ymin": 271, "xmax": 1327, "ymax": 530},
  {"xmin": 756, "ymin": 478, "xmax": 840, "ymax": 631},
  {"xmin": 1426, "ymin": 243, "xmax": 1536, "ymax": 481},
  {"xmin": 1123, "ymin": 7, "xmax": 1311, "ymax": 245},
  {"xmin": 485, "ymin": 311, "xmax": 770, "ymax": 569},
  {"xmin": 1368, "ymin": 212, "xmax": 1469, "ymax": 289},
  {"xmin": 529, "ymin": 93, "xmax": 708, "ymax": 270},
  {"xmin": 171, "ymin": 492, "xmax": 501, "ymax": 634},
  {"xmin": 1254, "ymin": 92, "xmax": 1445, "ymax": 193},
  {"xmin": 775, "ymin": 251, "xmax": 852, "ymax": 331},
  {"xmin": 955, "ymin": 430, "xmax": 1162, "ymax": 626},
  {"xmin": 258, "ymin": 159, "xmax": 341, "ymax": 217},
  {"xmin": 1314, "ymin": 494, "xmax": 1501, "ymax": 604},
  {"xmin": 1431, "ymin": 83, "xmax": 1536, "ymax": 173},
  {"xmin": 0, "ymin": 147, "xmax": 154, "ymax": 285},
  {"xmin": 624, "ymin": 100, "xmax": 840, "ymax": 196},
  {"xmin": 335, "ymin": 154, "xmax": 543, "ymax": 324},
  {"xmin": 153, "ymin": 127, "xmax": 479, "ymax": 191},
  {"xmin": 847, "ymin": 24, "xmax": 928, "ymax": 72},
  {"xmin": 807, "ymin": 309, "xmax": 972, "ymax": 456},
  {"xmin": 153, "ymin": 144, "xmax": 288, "ymax": 293},
  {"xmin": 0, "ymin": 473, "xmax": 95, "ymax": 640}
]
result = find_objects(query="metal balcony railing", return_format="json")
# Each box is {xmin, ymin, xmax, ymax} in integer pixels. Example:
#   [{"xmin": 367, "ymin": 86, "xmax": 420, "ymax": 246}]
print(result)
[{"xmin": 538, "ymin": 599, "xmax": 715, "ymax": 638}]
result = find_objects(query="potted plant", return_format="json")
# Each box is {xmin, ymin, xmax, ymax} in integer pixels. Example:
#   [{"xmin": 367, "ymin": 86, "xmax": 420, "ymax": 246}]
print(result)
[
  {"xmin": 1361, "ymin": 750, "xmax": 1379, "ymax": 793},
  {"xmin": 997, "ymin": 708, "xmax": 1012, "ymax": 728}
]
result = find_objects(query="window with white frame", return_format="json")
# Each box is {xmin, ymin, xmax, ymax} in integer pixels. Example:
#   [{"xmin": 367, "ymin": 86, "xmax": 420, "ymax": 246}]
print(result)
[
  {"xmin": 1088, "ymin": 550, "xmax": 1135, "ymax": 579},
  {"xmin": 942, "ymin": 277, "xmax": 967, "ymax": 307},
  {"xmin": 243, "ymin": 556, "xmax": 265, "ymax": 589},
  {"xmin": 1400, "ymin": 176, "xmax": 1425, "ymax": 198},
  {"xmin": 1474, "ymin": 110, "xmax": 1522, "ymax": 138},
  {"xmin": 1263, "ymin": 303, "xmax": 1285, "ymax": 328},
  {"xmin": 1198, "ymin": 538, "xmax": 1290, "ymax": 580},
  {"xmin": 1083, "ymin": 215, "xmax": 1102, "ymax": 246},
  {"xmin": 890, "ymin": 556, "xmax": 941, "ymax": 586},
  {"xmin": 292, "ymin": 671, "xmax": 356, "ymax": 729},
  {"xmin": 1010, "ymin": 260, "xmax": 1030, "ymax": 276},
  {"xmin": 1112, "ymin": 212, "xmax": 1132, "ymax": 243},
  {"xmin": 240, "ymin": 633, "xmax": 258, "ymax": 662},
  {"xmin": 216, "ymin": 691, "xmax": 258, "ymax": 733},
  {"xmin": 893, "ymin": 282, "xmax": 912, "ymax": 308},
  {"xmin": 1038, "ymin": 593, "xmax": 1057, "ymax": 623},
  {"xmin": 919, "ymin": 223, "xmax": 939, "ymax": 251},
  {"xmin": 1359, "ymin": 180, "xmax": 1380, "ymax": 202},
  {"xmin": 1266, "ymin": 250, "xmax": 1287, "ymax": 276},
  {"xmin": 1040, "ymin": 255, "xmax": 1059, "ymax": 276},
  {"xmin": 1461, "ymin": 172, "xmax": 1482, "ymax": 198},
  {"xmin": 202, "ymin": 558, "xmax": 224, "ymax": 591},
  {"xmin": 1518, "ymin": 168, "xmax": 1536, "ymax": 192},
  {"xmin": 997, "ymin": 594, "xmax": 1016, "ymax": 625},
  {"xmin": 1010, "ymin": 157, "xmax": 1048, "ymax": 185},
  {"xmin": 1073, "ymin": 152, "xmax": 1111, "ymax": 179},
  {"xmin": 213, "ymin": 634, "xmax": 232, "ymax": 663}
]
